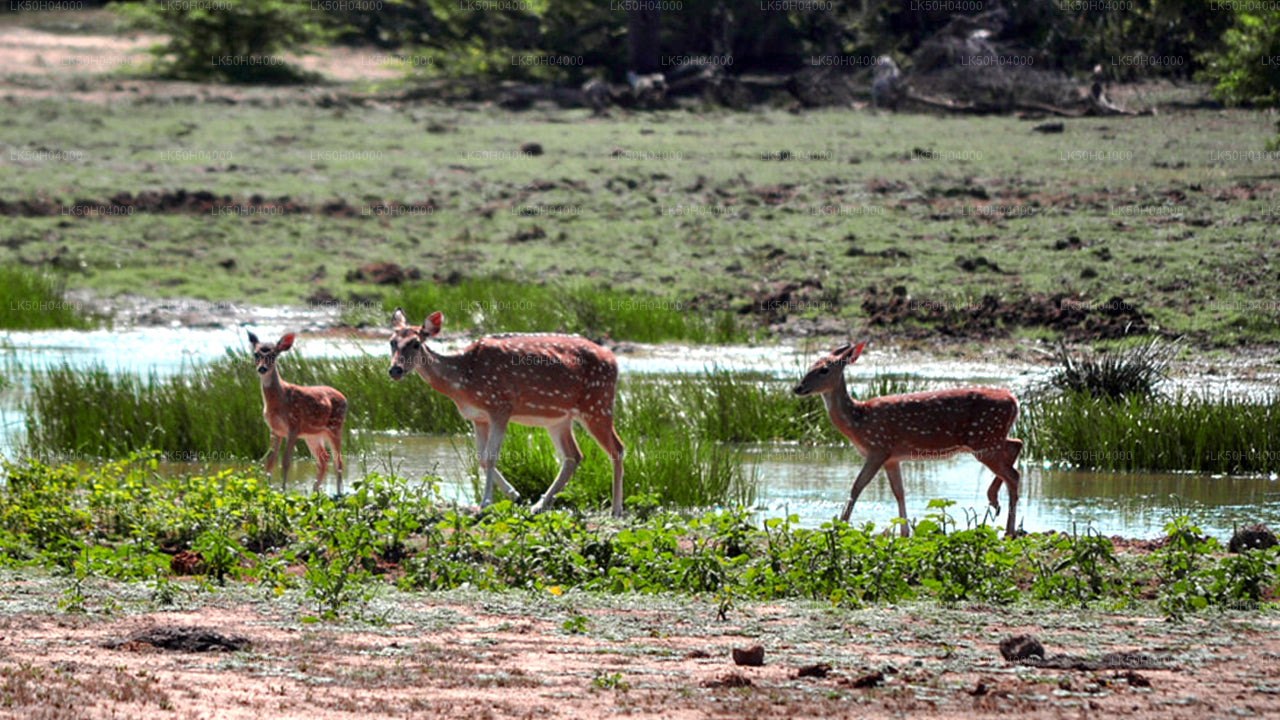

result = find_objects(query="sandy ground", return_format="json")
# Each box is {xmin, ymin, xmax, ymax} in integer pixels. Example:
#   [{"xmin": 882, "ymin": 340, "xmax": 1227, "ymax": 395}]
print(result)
[{"xmin": 2, "ymin": 581, "xmax": 1279, "ymax": 720}]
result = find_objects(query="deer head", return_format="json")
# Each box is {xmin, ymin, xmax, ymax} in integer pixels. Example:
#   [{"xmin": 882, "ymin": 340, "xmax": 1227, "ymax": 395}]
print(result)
[
  {"xmin": 248, "ymin": 331, "xmax": 295, "ymax": 376},
  {"xmin": 793, "ymin": 342, "xmax": 866, "ymax": 396},
  {"xmin": 388, "ymin": 308, "xmax": 442, "ymax": 380}
]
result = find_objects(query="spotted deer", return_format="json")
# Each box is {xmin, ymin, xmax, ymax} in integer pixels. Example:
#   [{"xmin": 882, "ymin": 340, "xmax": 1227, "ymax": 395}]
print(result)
[
  {"xmin": 388, "ymin": 309, "xmax": 625, "ymax": 516},
  {"xmin": 248, "ymin": 331, "xmax": 347, "ymax": 494},
  {"xmin": 793, "ymin": 342, "xmax": 1023, "ymax": 537}
]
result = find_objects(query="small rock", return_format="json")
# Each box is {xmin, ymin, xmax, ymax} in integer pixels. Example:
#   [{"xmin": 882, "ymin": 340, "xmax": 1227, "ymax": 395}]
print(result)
[
  {"xmin": 999, "ymin": 634, "xmax": 1045, "ymax": 661},
  {"xmin": 685, "ymin": 649, "xmax": 712, "ymax": 659},
  {"xmin": 1034, "ymin": 122, "xmax": 1065, "ymax": 133},
  {"xmin": 702, "ymin": 672, "xmax": 751, "ymax": 688},
  {"xmin": 845, "ymin": 671, "xmax": 884, "ymax": 689},
  {"xmin": 169, "ymin": 550, "xmax": 205, "ymax": 576},
  {"xmin": 1121, "ymin": 670, "xmax": 1151, "ymax": 688},
  {"xmin": 1229, "ymin": 524, "xmax": 1277, "ymax": 553},
  {"xmin": 796, "ymin": 663, "xmax": 831, "ymax": 679},
  {"xmin": 732, "ymin": 645, "xmax": 765, "ymax": 667}
]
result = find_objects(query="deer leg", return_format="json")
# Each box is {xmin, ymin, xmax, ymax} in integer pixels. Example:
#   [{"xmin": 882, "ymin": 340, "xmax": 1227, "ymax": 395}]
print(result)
[
  {"xmin": 263, "ymin": 435, "xmax": 281, "ymax": 472},
  {"xmin": 531, "ymin": 419, "xmax": 581, "ymax": 515},
  {"xmin": 474, "ymin": 420, "xmax": 520, "ymax": 503},
  {"xmin": 478, "ymin": 418, "xmax": 512, "ymax": 508},
  {"xmin": 883, "ymin": 461, "xmax": 910, "ymax": 538},
  {"xmin": 977, "ymin": 443, "xmax": 1022, "ymax": 538},
  {"xmin": 582, "ymin": 415, "xmax": 625, "ymax": 518},
  {"xmin": 280, "ymin": 431, "xmax": 299, "ymax": 492},
  {"xmin": 327, "ymin": 430, "xmax": 344, "ymax": 496},
  {"xmin": 305, "ymin": 436, "xmax": 329, "ymax": 494},
  {"xmin": 988, "ymin": 439, "xmax": 1023, "ymax": 513},
  {"xmin": 840, "ymin": 451, "xmax": 889, "ymax": 523}
]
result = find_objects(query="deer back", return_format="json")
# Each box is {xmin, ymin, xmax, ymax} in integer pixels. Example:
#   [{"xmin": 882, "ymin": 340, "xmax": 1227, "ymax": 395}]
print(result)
[
  {"xmin": 441, "ymin": 334, "xmax": 618, "ymax": 418},
  {"xmin": 853, "ymin": 387, "xmax": 1018, "ymax": 456}
]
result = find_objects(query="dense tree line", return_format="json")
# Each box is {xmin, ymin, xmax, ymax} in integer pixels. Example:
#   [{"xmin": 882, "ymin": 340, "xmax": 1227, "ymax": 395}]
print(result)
[{"xmin": 90, "ymin": 1, "xmax": 1280, "ymax": 106}]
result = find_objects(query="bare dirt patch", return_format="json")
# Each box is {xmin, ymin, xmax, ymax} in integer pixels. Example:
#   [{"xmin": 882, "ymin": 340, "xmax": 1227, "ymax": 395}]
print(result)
[{"xmin": 2, "ymin": 591, "xmax": 1279, "ymax": 719}]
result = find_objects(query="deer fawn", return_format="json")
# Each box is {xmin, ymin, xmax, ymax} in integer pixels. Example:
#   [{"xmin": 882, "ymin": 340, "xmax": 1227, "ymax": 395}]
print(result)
[
  {"xmin": 793, "ymin": 342, "xmax": 1023, "ymax": 537},
  {"xmin": 248, "ymin": 332, "xmax": 347, "ymax": 494},
  {"xmin": 388, "ymin": 309, "xmax": 626, "ymax": 516}
]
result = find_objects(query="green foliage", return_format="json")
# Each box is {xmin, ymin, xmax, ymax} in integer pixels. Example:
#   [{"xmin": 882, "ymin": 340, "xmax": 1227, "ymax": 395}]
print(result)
[
  {"xmin": 1200, "ymin": 6, "xmax": 1280, "ymax": 108},
  {"xmin": 115, "ymin": 0, "xmax": 330, "ymax": 82},
  {"xmin": 1029, "ymin": 527, "xmax": 1121, "ymax": 607},
  {"xmin": 385, "ymin": 276, "xmax": 749, "ymax": 344},
  {"xmin": 1, "ymin": 458, "xmax": 1276, "ymax": 619},
  {"xmin": 1155, "ymin": 515, "xmax": 1217, "ymax": 619},
  {"xmin": 1019, "ymin": 389, "xmax": 1280, "ymax": 473},
  {"xmin": 0, "ymin": 267, "xmax": 93, "ymax": 330}
]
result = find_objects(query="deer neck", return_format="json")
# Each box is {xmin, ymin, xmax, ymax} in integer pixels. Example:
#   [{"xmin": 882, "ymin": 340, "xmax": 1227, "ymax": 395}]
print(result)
[
  {"xmin": 821, "ymin": 378, "xmax": 865, "ymax": 438},
  {"xmin": 414, "ymin": 345, "xmax": 468, "ymax": 396},
  {"xmin": 259, "ymin": 365, "xmax": 288, "ymax": 406}
]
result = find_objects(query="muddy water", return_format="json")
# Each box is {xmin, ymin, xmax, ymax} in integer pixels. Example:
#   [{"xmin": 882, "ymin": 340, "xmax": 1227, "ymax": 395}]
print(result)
[{"xmin": 4, "ymin": 327, "xmax": 1278, "ymax": 540}]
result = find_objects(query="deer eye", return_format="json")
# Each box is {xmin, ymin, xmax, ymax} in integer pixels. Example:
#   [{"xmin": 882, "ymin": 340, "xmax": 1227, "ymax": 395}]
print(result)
[{"xmin": 818, "ymin": 367, "xmax": 829, "ymax": 375}]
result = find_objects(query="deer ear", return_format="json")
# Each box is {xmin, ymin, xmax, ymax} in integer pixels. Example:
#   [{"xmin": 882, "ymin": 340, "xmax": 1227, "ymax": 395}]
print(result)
[
  {"xmin": 247, "ymin": 331, "xmax": 259, "ymax": 346},
  {"xmin": 391, "ymin": 307, "xmax": 407, "ymax": 330},
  {"xmin": 422, "ymin": 311, "xmax": 443, "ymax": 338},
  {"xmin": 276, "ymin": 333, "xmax": 295, "ymax": 352},
  {"xmin": 845, "ymin": 342, "xmax": 866, "ymax": 364}
]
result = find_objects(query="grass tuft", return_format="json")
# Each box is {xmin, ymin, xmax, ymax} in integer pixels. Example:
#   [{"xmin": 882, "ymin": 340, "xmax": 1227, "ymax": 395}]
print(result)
[
  {"xmin": 1047, "ymin": 338, "xmax": 1176, "ymax": 399},
  {"xmin": 0, "ymin": 267, "xmax": 93, "ymax": 330}
]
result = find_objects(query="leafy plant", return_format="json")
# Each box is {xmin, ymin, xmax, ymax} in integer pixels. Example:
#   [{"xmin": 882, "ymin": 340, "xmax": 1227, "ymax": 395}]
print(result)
[{"xmin": 115, "ymin": 0, "xmax": 331, "ymax": 83}]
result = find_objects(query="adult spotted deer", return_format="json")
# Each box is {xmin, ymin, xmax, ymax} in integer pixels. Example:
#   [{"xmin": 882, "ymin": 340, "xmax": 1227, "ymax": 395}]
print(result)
[
  {"xmin": 388, "ymin": 309, "xmax": 625, "ymax": 516},
  {"xmin": 793, "ymin": 342, "xmax": 1023, "ymax": 537},
  {"xmin": 248, "ymin": 332, "xmax": 347, "ymax": 494}
]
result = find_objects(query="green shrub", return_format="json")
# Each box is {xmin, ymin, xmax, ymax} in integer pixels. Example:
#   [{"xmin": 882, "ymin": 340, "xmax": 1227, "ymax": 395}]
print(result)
[
  {"xmin": 116, "ymin": 0, "xmax": 330, "ymax": 82},
  {"xmin": 1200, "ymin": 7, "xmax": 1280, "ymax": 108}
]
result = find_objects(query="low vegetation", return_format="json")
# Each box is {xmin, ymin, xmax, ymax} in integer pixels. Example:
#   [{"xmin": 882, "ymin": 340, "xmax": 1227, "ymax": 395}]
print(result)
[
  {"xmin": 385, "ymin": 276, "xmax": 748, "ymax": 344},
  {"xmin": 1, "ymin": 457, "xmax": 1274, "ymax": 621},
  {"xmin": 1020, "ymin": 389, "xmax": 1280, "ymax": 474},
  {"xmin": 0, "ymin": 267, "xmax": 93, "ymax": 331}
]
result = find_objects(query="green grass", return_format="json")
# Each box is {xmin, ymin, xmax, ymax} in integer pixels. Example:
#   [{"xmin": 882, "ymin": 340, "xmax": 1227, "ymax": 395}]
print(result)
[
  {"xmin": 474, "ymin": 424, "xmax": 757, "ymax": 512},
  {"xmin": 1, "ymin": 98, "xmax": 1278, "ymax": 345},
  {"xmin": 2, "ymin": 457, "xmax": 1275, "ymax": 619},
  {"xmin": 386, "ymin": 276, "xmax": 748, "ymax": 343},
  {"xmin": 0, "ymin": 267, "xmax": 93, "ymax": 330},
  {"xmin": 1020, "ymin": 390, "xmax": 1280, "ymax": 474}
]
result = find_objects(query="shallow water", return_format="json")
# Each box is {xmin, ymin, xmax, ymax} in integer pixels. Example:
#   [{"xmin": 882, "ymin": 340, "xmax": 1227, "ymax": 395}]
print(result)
[
  {"xmin": 264, "ymin": 435, "xmax": 1279, "ymax": 541},
  {"xmin": 4, "ymin": 326, "xmax": 1278, "ymax": 540}
]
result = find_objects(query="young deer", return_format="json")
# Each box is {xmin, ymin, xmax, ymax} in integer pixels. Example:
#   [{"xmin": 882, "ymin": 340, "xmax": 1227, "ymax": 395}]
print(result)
[
  {"xmin": 248, "ymin": 331, "xmax": 347, "ymax": 494},
  {"xmin": 387, "ymin": 309, "xmax": 625, "ymax": 516},
  {"xmin": 793, "ymin": 342, "xmax": 1023, "ymax": 537}
]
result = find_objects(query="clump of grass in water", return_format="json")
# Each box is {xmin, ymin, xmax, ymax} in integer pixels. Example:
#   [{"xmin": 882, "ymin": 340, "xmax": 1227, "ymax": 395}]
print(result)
[
  {"xmin": 0, "ymin": 267, "xmax": 94, "ymax": 330},
  {"xmin": 1021, "ymin": 389, "xmax": 1280, "ymax": 473},
  {"xmin": 385, "ymin": 276, "xmax": 749, "ymax": 344},
  {"xmin": 466, "ymin": 424, "xmax": 756, "ymax": 512},
  {"xmin": 1047, "ymin": 338, "xmax": 1175, "ymax": 399}
]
